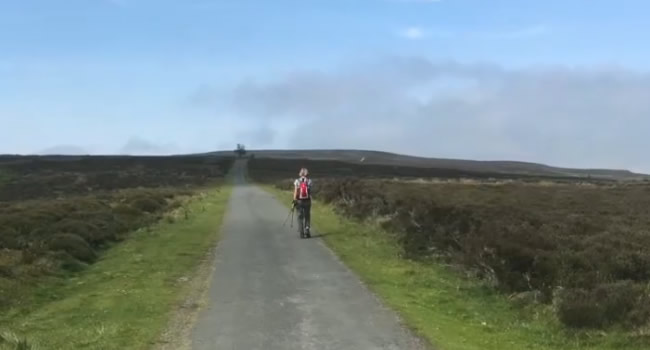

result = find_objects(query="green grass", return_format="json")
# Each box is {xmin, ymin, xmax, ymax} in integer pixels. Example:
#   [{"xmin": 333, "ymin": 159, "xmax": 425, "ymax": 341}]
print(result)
[
  {"xmin": 0, "ymin": 185, "xmax": 232, "ymax": 350},
  {"xmin": 266, "ymin": 186, "xmax": 650, "ymax": 350}
]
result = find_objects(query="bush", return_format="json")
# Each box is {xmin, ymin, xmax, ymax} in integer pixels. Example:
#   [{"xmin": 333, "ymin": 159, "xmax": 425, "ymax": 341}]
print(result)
[
  {"xmin": 51, "ymin": 250, "xmax": 90, "ymax": 272},
  {"xmin": 0, "ymin": 155, "xmax": 233, "ymax": 201},
  {"xmin": 129, "ymin": 197, "xmax": 164, "ymax": 213},
  {"xmin": 51, "ymin": 219, "xmax": 101, "ymax": 243},
  {"xmin": 0, "ymin": 266, "xmax": 14, "ymax": 278},
  {"xmin": 555, "ymin": 288, "xmax": 605, "ymax": 328},
  {"xmin": 555, "ymin": 281, "xmax": 650, "ymax": 328},
  {"xmin": 0, "ymin": 228, "xmax": 21, "ymax": 250},
  {"xmin": 0, "ymin": 155, "xmax": 233, "ymax": 311},
  {"xmin": 47, "ymin": 234, "xmax": 97, "ymax": 263},
  {"xmin": 254, "ymin": 165, "xmax": 650, "ymax": 330},
  {"xmin": 112, "ymin": 203, "xmax": 142, "ymax": 217}
]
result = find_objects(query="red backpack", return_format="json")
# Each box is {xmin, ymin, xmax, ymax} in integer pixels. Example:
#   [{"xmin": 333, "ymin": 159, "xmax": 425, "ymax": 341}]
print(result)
[{"xmin": 298, "ymin": 177, "xmax": 310, "ymax": 199}]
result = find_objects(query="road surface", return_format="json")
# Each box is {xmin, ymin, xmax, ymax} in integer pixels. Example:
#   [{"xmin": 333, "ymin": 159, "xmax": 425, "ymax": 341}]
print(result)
[{"xmin": 190, "ymin": 160, "xmax": 428, "ymax": 350}]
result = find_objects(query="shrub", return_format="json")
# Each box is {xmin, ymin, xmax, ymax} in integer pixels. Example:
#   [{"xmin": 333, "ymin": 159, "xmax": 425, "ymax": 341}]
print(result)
[
  {"xmin": 112, "ymin": 203, "xmax": 142, "ymax": 217},
  {"xmin": 51, "ymin": 219, "xmax": 99, "ymax": 241},
  {"xmin": 254, "ymin": 164, "xmax": 650, "ymax": 330},
  {"xmin": 0, "ymin": 155, "xmax": 233, "ymax": 201},
  {"xmin": 0, "ymin": 266, "xmax": 14, "ymax": 278},
  {"xmin": 129, "ymin": 196, "xmax": 166, "ymax": 213},
  {"xmin": 48, "ymin": 234, "xmax": 97, "ymax": 263},
  {"xmin": 0, "ymin": 228, "xmax": 21, "ymax": 250},
  {"xmin": 54, "ymin": 251, "xmax": 89, "ymax": 273},
  {"xmin": 0, "ymin": 155, "xmax": 233, "ymax": 311},
  {"xmin": 555, "ymin": 287, "xmax": 605, "ymax": 328},
  {"xmin": 20, "ymin": 242, "xmax": 49, "ymax": 265},
  {"xmin": 555, "ymin": 281, "xmax": 650, "ymax": 328}
]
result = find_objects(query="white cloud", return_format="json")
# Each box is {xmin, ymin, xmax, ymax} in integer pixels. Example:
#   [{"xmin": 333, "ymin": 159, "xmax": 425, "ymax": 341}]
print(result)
[
  {"xmin": 398, "ymin": 25, "xmax": 549, "ymax": 41},
  {"xmin": 195, "ymin": 57, "xmax": 650, "ymax": 171},
  {"xmin": 400, "ymin": 27, "xmax": 426, "ymax": 39}
]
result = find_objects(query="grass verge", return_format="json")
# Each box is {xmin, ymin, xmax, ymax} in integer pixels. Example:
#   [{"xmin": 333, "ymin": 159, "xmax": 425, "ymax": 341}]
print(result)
[
  {"xmin": 0, "ymin": 185, "xmax": 232, "ymax": 350},
  {"xmin": 265, "ymin": 186, "xmax": 649, "ymax": 350}
]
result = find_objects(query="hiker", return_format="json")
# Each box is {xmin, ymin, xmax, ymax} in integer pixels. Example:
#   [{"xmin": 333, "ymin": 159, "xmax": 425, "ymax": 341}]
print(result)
[{"xmin": 293, "ymin": 167, "xmax": 313, "ymax": 237}]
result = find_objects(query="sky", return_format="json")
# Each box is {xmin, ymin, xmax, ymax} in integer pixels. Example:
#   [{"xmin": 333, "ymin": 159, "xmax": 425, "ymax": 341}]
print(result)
[{"xmin": 1, "ymin": 0, "xmax": 650, "ymax": 171}]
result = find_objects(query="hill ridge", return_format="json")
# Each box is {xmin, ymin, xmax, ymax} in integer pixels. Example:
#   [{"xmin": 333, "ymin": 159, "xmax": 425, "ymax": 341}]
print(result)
[{"xmin": 207, "ymin": 148, "xmax": 647, "ymax": 180}]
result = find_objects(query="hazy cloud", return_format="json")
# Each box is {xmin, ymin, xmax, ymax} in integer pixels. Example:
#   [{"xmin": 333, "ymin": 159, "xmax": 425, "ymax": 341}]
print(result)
[
  {"xmin": 400, "ymin": 27, "xmax": 426, "ymax": 40},
  {"xmin": 201, "ymin": 57, "xmax": 650, "ymax": 171},
  {"xmin": 38, "ymin": 145, "xmax": 89, "ymax": 155},
  {"xmin": 189, "ymin": 84, "xmax": 221, "ymax": 107},
  {"xmin": 236, "ymin": 125, "xmax": 276, "ymax": 147},
  {"xmin": 399, "ymin": 25, "xmax": 549, "ymax": 41},
  {"xmin": 119, "ymin": 137, "xmax": 179, "ymax": 155}
]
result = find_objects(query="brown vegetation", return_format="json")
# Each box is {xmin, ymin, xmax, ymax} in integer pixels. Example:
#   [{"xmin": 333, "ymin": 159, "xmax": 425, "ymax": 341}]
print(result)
[
  {"xmin": 0, "ymin": 155, "xmax": 233, "ymax": 310},
  {"xmin": 247, "ymin": 157, "xmax": 623, "ymax": 184},
  {"xmin": 250, "ymin": 157, "xmax": 650, "ymax": 330},
  {"xmin": 220, "ymin": 149, "xmax": 648, "ymax": 180}
]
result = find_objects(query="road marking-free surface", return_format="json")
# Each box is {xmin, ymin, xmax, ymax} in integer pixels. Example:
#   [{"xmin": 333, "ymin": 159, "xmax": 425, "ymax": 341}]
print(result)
[{"xmin": 190, "ymin": 161, "xmax": 428, "ymax": 349}]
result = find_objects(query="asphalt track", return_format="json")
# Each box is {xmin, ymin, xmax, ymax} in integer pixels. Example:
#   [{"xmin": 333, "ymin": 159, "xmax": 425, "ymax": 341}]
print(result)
[{"xmin": 190, "ymin": 160, "xmax": 428, "ymax": 349}]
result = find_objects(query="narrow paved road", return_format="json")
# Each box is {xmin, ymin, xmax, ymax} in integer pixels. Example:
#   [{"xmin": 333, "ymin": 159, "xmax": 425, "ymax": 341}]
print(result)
[{"xmin": 190, "ymin": 161, "xmax": 427, "ymax": 350}]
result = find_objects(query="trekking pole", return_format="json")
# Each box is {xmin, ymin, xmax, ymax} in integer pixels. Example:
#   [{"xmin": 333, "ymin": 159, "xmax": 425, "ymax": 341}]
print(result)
[
  {"xmin": 282, "ymin": 202, "xmax": 296, "ymax": 227},
  {"xmin": 282, "ymin": 208, "xmax": 292, "ymax": 227}
]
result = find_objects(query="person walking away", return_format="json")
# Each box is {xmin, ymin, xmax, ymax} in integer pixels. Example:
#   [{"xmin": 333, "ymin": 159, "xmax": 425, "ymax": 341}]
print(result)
[{"xmin": 293, "ymin": 167, "xmax": 313, "ymax": 238}]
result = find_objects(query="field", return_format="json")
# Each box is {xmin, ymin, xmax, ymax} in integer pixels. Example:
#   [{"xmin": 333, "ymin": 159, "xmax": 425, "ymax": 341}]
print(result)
[
  {"xmin": 249, "ymin": 157, "xmax": 650, "ymax": 348},
  {"xmin": 0, "ymin": 155, "xmax": 233, "ymax": 348},
  {"xmin": 4, "ymin": 152, "xmax": 650, "ymax": 348},
  {"xmin": 245, "ymin": 157, "xmax": 626, "ymax": 184},
  {"xmin": 214, "ymin": 149, "xmax": 648, "ymax": 180}
]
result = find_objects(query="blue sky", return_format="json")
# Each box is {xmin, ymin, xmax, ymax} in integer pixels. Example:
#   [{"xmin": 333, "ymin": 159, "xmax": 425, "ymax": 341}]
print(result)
[{"xmin": 2, "ymin": 0, "xmax": 650, "ymax": 171}]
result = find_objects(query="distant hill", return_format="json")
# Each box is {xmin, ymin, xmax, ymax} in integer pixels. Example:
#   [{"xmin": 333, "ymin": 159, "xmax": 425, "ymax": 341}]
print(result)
[
  {"xmin": 4, "ymin": 149, "xmax": 646, "ymax": 180},
  {"xmin": 207, "ymin": 149, "xmax": 648, "ymax": 180}
]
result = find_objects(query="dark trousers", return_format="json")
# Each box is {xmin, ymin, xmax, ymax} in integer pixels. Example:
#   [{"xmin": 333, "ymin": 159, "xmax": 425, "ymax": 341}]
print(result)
[{"xmin": 296, "ymin": 199, "xmax": 311, "ymax": 231}]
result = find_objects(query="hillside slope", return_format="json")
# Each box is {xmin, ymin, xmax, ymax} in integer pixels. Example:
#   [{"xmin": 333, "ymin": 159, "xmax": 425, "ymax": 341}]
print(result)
[{"xmin": 208, "ymin": 149, "xmax": 646, "ymax": 180}]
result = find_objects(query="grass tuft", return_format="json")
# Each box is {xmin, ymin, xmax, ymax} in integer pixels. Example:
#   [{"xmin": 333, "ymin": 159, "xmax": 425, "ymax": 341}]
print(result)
[{"xmin": 0, "ymin": 331, "xmax": 39, "ymax": 350}]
